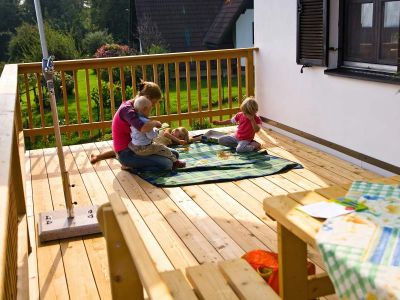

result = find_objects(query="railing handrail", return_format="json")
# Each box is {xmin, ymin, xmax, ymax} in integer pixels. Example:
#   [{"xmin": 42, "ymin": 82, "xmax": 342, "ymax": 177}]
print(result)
[
  {"xmin": 17, "ymin": 47, "xmax": 258, "ymax": 73},
  {"xmin": 0, "ymin": 63, "xmax": 21, "ymax": 299}
]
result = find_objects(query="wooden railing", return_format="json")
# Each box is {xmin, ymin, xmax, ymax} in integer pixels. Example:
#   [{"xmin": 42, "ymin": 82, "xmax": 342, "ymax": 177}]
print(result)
[
  {"xmin": 0, "ymin": 64, "xmax": 29, "ymax": 299},
  {"xmin": 17, "ymin": 48, "xmax": 256, "ymax": 143}
]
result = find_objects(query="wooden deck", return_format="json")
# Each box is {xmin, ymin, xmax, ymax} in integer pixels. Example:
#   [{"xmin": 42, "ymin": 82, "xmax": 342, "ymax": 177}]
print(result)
[{"xmin": 26, "ymin": 128, "xmax": 380, "ymax": 300}]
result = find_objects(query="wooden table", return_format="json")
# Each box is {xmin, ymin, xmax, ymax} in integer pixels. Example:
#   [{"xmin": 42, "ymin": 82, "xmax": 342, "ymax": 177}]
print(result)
[
  {"xmin": 98, "ymin": 193, "xmax": 280, "ymax": 300},
  {"xmin": 263, "ymin": 176, "xmax": 400, "ymax": 300}
]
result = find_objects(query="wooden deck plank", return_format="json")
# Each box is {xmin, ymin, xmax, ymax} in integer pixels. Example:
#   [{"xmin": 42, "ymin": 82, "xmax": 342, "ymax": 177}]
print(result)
[
  {"xmin": 95, "ymin": 142, "xmax": 199, "ymax": 270},
  {"xmin": 132, "ymin": 177, "xmax": 224, "ymax": 264},
  {"xmin": 102, "ymin": 140, "xmax": 246, "ymax": 260},
  {"xmin": 164, "ymin": 187, "xmax": 245, "ymax": 260},
  {"xmin": 80, "ymin": 143, "xmax": 175, "ymax": 272},
  {"xmin": 30, "ymin": 149, "xmax": 70, "ymax": 300},
  {"xmin": 67, "ymin": 145, "xmax": 112, "ymax": 300},
  {"xmin": 182, "ymin": 185, "xmax": 268, "ymax": 252},
  {"xmin": 25, "ymin": 151, "xmax": 40, "ymax": 300},
  {"xmin": 199, "ymin": 184, "xmax": 277, "ymax": 251},
  {"xmin": 262, "ymin": 129, "xmax": 377, "ymax": 179},
  {"xmin": 42, "ymin": 147, "xmax": 100, "ymax": 300},
  {"xmin": 27, "ymin": 126, "xmax": 383, "ymax": 299}
]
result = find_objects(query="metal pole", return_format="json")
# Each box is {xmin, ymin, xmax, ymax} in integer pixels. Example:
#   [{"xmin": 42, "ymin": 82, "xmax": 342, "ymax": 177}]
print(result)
[{"xmin": 33, "ymin": 0, "xmax": 74, "ymax": 218}]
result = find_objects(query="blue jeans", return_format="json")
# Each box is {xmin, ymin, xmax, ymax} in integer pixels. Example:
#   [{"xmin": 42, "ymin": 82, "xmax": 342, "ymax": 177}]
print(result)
[
  {"xmin": 117, "ymin": 147, "xmax": 179, "ymax": 171},
  {"xmin": 218, "ymin": 134, "xmax": 256, "ymax": 152}
]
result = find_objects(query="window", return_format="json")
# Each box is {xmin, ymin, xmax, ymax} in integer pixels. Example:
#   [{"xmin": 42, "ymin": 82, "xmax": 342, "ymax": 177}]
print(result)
[{"xmin": 343, "ymin": 0, "xmax": 400, "ymax": 68}]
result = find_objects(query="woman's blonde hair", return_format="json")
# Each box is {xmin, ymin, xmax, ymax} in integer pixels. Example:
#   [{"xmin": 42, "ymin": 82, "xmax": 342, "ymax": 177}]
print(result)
[
  {"xmin": 137, "ymin": 81, "xmax": 162, "ymax": 104},
  {"xmin": 240, "ymin": 97, "xmax": 258, "ymax": 116}
]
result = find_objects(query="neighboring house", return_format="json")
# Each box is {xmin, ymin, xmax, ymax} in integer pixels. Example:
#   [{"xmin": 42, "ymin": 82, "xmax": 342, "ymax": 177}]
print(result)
[
  {"xmin": 130, "ymin": 0, "xmax": 254, "ymax": 53},
  {"xmin": 254, "ymin": 0, "xmax": 400, "ymax": 173}
]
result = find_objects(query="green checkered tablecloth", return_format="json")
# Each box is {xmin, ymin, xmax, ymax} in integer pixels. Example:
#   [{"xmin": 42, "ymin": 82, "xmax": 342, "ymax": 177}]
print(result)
[
  {"xmin": 316, "ymin": 181, "xmax": 400, "ymax": 300},
  {"xmin": 133, "ymin": 142, "xmax": 302, "ymax": 187}
]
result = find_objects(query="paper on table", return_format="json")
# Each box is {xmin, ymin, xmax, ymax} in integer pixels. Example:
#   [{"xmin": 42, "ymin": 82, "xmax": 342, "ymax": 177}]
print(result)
[{"xmin": 297, "ymin": 202, "xmax": 354, "ymax": 219}]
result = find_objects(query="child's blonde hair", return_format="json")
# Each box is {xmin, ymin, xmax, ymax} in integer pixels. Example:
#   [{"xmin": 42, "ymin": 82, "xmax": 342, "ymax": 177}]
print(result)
[
  {"xmin": 172, "ymin": 127, "xmax": 189, "ymax": 143},
  {"xmin": 137, "ymin": 81, "xmax": 162, "ymax": 104},
  {"xmin": 133, "ymin": 96, "xmax": 152, "ymax": 112},
  {"xmin": 240, "ymin": 97, "xmax": 258, "ymax": 116}
]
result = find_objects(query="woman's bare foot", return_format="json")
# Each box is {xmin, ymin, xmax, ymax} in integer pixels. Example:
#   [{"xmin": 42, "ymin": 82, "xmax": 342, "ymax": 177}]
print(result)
[
  {"xmin": 90, "ymin": 153, "xmax": 99, "ymax": 164},
  {"xmin": 121, "ymin": 165, "xmax": 130, "ymax": 171}
]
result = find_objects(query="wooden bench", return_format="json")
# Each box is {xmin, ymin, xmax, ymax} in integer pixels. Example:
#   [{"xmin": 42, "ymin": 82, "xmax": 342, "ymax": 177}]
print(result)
[{"xmin": 98, "ymin": 193, "xmax": 280, "ymax": 300}]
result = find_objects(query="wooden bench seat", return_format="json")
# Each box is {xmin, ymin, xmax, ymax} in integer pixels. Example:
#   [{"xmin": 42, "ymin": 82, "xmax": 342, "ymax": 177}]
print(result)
[{"xmin": 98, "ymin": 193, "xmax": 280, "ymax": 300}]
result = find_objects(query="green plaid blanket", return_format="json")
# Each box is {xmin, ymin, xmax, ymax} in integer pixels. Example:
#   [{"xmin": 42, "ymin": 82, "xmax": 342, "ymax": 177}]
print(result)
[
  {"xmin": 134, "ymin": 142, "xmax": 302, "ymax": 187},
  {"xmin": 317, "ymin": 181, "xmax": 400, "ymax": 299}
]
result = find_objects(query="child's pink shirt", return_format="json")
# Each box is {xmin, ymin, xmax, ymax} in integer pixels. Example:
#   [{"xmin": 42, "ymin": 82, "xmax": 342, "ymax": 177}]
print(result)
[{"xmin": 232, "ymin": 112, "xmax": 262, "ymax": 141}]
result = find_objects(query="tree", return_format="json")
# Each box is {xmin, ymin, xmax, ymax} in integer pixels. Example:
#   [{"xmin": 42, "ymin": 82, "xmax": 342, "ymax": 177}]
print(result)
[
  {"xmin": 137, "ymin": 13, "xmax": 168, "ymax": 53},
  {"xmin": 82, "ymin": 30, "xmax": 114, "ymax": 57},
  {"xmin": 9, "ymin": 23, "xmax": 79, "ymax": 63},
  {"xmin": 90, "ymin": 0, "xmax": 130, "ymax": 44},
  {"xmin": 0, "ymin": 0, "xmax": 21, "ymax": 61},
  {"xmin": 18, "ymin": 0, "xmax": 89, "ymax": 49}
]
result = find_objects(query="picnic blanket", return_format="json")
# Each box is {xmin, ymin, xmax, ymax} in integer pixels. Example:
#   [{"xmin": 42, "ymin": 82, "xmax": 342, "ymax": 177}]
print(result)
[
  {"xmin": 133, "ymin": 142, "xmax": 302, "ymax": 187},
  {"xmin": 316, "ymin": 181, "xmax": 400, "ymax": 300}
]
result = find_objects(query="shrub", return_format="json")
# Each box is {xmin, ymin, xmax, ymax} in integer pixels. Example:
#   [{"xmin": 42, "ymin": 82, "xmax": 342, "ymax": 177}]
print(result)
[
  {"xmin": 9, "ymin": 23, "xmax": 79, "ymax": 63},
  {"xmin": 94, "ymin": 43, "xmax": 134, "ymax": 59},
  {"xmin": 82, "ymin": 30, "xmax": 114, "ymax": 57},
  {"xmin": 95, "ymin": 44, "xmax": 138, "ymax": 84},
  {"xmin": 192, "ymin": 120, "xmax": 212, "ymax": 130},
  {"xmin": 53, "ymin": 72, "xmax": 74, "ymax": 98}
]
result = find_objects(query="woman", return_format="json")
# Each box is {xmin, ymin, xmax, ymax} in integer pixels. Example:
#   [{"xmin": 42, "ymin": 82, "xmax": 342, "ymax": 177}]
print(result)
[{"xmin": 91, "ymin": 81, "xmax": 178, "ymax": 171}]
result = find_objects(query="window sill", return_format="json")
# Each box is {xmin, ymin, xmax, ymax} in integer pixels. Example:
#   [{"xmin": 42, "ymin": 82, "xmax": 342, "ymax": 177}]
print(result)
[{"xmin": 324, "ymin": 67, "xmax": 400, "ymax": 85}]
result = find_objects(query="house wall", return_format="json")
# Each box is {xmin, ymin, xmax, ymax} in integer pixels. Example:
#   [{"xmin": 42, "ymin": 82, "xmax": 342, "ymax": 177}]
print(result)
[
  {"xmin": 236, "ymin": 9, "xmax": 254, "ymax": 66},
  {"xmin": 235, "ymin": 9, "xmax": 254, "ymax": 49},
  {"xmin": 254, "ymin": 0, "xmax": 400, "ymax": 169}
]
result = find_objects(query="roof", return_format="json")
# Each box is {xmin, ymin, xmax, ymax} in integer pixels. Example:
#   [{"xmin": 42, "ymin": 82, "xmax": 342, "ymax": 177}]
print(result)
[
  {"xmin": 203, "ymin": 0, "xmax": 253, "ymax": 48},
  {"xmin": 133, "ymin": 0, "xmax": 225, "ymax": 52}
]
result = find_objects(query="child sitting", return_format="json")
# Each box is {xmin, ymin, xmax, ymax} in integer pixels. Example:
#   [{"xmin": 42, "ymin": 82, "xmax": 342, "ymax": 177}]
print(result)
[
  {"xmin": 128, "ymin": 96, "xmax": 186, "ymax": 168},
  {"xmin": 212, "ymin": 97, "xmax": 262, "ymax": 152}
]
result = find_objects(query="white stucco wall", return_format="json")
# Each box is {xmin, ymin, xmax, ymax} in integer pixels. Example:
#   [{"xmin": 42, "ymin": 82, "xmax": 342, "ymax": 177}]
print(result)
[
  {"xmin": 235, "ymin": 9, "xmax": 254, "ymax": 48},
  {"xmin": 254, "ymin": 0, "xmax": 400, "ymax": 168}
]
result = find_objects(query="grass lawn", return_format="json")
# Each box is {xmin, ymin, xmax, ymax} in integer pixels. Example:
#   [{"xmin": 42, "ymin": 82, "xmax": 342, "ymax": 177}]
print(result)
[{"xmin": 19, "ymin": 69, "xmax": 247, "ymax": 149}]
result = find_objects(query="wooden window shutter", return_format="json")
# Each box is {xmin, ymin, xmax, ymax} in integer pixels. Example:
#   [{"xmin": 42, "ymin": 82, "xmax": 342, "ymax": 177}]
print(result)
[{"xmin": 296, "ymin": 0, "xmax": 328, "ymax": 66}]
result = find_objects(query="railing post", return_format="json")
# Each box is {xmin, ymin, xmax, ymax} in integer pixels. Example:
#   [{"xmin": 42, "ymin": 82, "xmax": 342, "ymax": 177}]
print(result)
[
  {"xmin": 246, "ymin": 50, "xmax": 255, "ymax": 97},
  {"xmin": 98, "ymin": 204, "xmax": 144, "ymax": 300}
]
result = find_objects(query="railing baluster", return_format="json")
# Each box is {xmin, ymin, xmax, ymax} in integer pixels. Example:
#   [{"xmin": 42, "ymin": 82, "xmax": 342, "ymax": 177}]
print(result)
[
  {"xmin": 217, "ymin": 59, "xmax": 222, "ymax": 121},
  {"xmin": 196, "ymin": 61, "xmax": 202, "ymax": 125},
  {"xmin": 60, "ymin": 71, "xmax": 70, "ymax": 139},
  {"xmin": 97, "ymin": 68, "xmax": 105, "ymax": 135},
  {"xmin": 185, "ymin": 61, "xmax": 191, "ymax": 125},
  {"xmin": 164, "ymin": 63, "xmax": 170, "ymax": 115},
  {"xmin": 153, "ymin": 64, "xmax": 160, "ymax": 116},
  {"xmin": 23, "ymin": 74, "xmax": 33, "ymax": 142},
  {"xmin": 36, "ymin": 73, "xmax": 47, "ymax": 142},
  {"xmin": 227, "ymin": 58, "xmax": 232, "ymax": 118},
  {"xmin": 85, "ymin": 69, "xmax": 93, "ymax": 137},
  {"xmin": 120, "ymin": 66, "xmax": 126, "ymax": 101},
  {"xmin": 108, "ymin": 67, "xmax": 115, "ymax": 116},
  {"xmin": 73, "ymin": 70, "xmax": 82, "ymax": 138},
  {"xmin": 142, "ymin": 65, "xmax": 147, "ymax": 81},
  {"xmin": 206, "ymin": 60, "xmax": 212, "ymax": 123},
  {"xmin": 131, "ymin": 65, "xmax": 136, "ymax": 96},
  {"xmin": 246, "ymin": 51, "xmax": 254, "ymax": 97},
  {"xmin": 237, "ymin": 57, "xmax": 243, "ymax": 104},
  {"xmin": 174, "ymin": 62, "xmax": 181, "ymax": 126}
]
